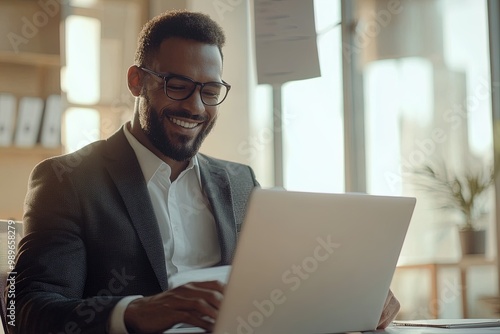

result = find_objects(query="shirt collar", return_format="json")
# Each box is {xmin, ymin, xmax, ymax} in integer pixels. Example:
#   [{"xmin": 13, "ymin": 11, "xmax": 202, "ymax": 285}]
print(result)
[{"xmin": 123, "ymin": 123, "xmax": 201, "ymax": 185}]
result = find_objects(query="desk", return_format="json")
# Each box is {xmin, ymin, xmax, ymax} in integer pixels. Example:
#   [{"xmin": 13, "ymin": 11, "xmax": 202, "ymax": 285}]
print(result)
[{"xmin": 395, "ymin": 256, "xmax": 496, "ymax": 319}]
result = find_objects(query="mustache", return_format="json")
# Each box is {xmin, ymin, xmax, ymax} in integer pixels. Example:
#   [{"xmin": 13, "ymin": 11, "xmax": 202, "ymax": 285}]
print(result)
[{"xmin": 161, "ymin": 108, "xmax": 208, "ymax": 122}]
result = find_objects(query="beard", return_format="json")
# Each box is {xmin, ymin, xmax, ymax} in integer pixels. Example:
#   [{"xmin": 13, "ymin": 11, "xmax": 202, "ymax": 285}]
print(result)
[{"xmin": 139, "ymin": 94, "xmax": 217, "ymax": 161}]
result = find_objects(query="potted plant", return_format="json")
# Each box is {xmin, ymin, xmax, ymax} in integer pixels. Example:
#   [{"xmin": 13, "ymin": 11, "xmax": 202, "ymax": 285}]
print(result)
[{"xmin": 413, "ymin": 161, "xmax": 496, "ymax": 256}]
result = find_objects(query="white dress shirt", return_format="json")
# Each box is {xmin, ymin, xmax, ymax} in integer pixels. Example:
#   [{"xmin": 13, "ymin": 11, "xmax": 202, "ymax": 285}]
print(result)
[{"xmin": 109, "ymin": 124, "xmax": 221, "ymax": 333}]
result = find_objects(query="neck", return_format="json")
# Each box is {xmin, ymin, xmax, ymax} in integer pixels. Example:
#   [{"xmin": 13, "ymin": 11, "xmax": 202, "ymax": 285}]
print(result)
[{"xmin": 128, "ymin": 117, "xmax": 189, "ymax": 181}]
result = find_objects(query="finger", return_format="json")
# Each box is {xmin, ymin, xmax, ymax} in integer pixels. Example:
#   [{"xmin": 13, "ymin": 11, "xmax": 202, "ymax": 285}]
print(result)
[
  {"xmin": 377, "ymin": 292, "xmax": 400, "ymax": 329},
  {"xmin": 172, "ymin": 310, "xmax": 216, "ymax": 332},
  {"xmin": 172, "ymin": 293, "xmax": 221, "ymax": 321},
  {"xmin": 125, "ymin": 291, "xmax": 221, "ymax": 333},
  {"xmin": 176, "ymin": 281, "xmax": 225, "ymax": 309},
  {"xmin": 189, "ymin": 280, "xmax": 226, "ymax": 293}
]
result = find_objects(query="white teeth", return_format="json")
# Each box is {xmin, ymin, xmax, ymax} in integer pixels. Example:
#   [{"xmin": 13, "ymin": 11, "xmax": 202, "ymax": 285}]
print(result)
[{"xmin": 170, "ymin": 117, "xmax": 198, "ymax": 129}]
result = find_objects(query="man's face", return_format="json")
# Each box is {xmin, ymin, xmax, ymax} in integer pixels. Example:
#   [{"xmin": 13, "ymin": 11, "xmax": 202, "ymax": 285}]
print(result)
[{"xmin": 138, "ymin": 37, "xmax": 223, "ymax": 161}]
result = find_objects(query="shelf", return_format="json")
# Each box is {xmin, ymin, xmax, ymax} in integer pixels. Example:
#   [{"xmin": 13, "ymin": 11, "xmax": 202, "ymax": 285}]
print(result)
[
  {"xmin": 0, "ymin": 145, "xmax": 63, "ymax": 158},
  {"xmin": 0, "ymin": 1, "xmax": 63, "ymax": 221},
  {"xmin": 0, "ymin": 51, "xmax": 60, "ymax": 67}
]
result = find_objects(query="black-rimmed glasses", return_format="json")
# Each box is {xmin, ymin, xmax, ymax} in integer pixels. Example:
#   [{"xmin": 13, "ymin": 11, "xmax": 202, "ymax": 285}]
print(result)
[{"xmin": 140, "ymin": 67, "xmax": 231, "ymax": 106}]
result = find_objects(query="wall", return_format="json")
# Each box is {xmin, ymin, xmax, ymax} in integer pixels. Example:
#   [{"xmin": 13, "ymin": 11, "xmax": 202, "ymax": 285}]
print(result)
[
  {"xmin": 187, "ymin": 1, "xmax": 258, "ymax": 173},
  {"xmin": 146, "ymin": 1, "xmax": 272, "ymax": 185}
]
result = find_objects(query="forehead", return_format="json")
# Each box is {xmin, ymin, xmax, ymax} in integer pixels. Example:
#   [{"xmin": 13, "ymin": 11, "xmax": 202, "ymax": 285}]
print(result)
[{"xmin": 151, "ymin": 37, "xmax": 223, "ymax": 81}]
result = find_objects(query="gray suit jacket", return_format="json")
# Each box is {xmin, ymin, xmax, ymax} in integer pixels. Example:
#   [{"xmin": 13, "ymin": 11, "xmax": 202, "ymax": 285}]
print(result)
[{"xmin": 9, "ymin": 126, "xmax": 258, "ymax": 333}]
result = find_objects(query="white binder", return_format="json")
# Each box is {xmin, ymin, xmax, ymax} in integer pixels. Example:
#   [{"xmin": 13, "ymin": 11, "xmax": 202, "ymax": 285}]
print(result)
[
  {"xmin": 40, "ymin": 94, "xmax": 62, "ymax": 148},
  {"xmin": 0, "ymin": 93, "xmax": 16, "ymax": 146},
  {"xmin": 14, "ymin": 96, "xmax": 44, "ymax": 147}
]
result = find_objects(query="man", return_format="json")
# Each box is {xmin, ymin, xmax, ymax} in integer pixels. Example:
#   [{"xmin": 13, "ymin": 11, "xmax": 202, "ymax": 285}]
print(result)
[{"xmin": 7, "ymin": 10, "xmax": 399, "ymax": 334}]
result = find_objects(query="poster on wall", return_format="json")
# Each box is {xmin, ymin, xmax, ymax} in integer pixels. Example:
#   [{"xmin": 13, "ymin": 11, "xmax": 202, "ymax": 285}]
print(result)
[{"xmin": 254, "ymin": 0, "xmax": 321, "ymax": 85}]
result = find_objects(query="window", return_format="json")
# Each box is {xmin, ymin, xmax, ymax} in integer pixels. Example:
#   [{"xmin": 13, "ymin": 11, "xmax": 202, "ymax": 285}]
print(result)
[
  {"xmin": 353, "ymin": 0, "xmax": 495, "ymax": 318},
  {"xmin": 272, "ymin": 0, "xmax": 495, "ymax": 318},
  {"xmin": 281, "ymin": 0, "xmax": 345, "ymax": 193},
  {"xmin": 360, "ymin": 0, "xmax": 494, "ymax": 261},
  {"xmin": 62, "ymin": 0, "xmax": 141, "ymax": 153}
]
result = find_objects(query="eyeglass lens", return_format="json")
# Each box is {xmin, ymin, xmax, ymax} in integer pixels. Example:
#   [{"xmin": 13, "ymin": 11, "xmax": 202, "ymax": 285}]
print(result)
[{"xmin": 165, "ymin": 76, "xmax": 228, "ymax": 105}]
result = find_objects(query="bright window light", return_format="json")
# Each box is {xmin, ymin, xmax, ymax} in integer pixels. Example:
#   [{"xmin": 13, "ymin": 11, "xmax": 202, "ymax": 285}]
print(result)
[
  {"xmin": 64, "ymin": 108, "xmax": 100, "ymax": 153},
  {"xmin": 281, "ymin": 0, "xmax": 344, "ymax": 193},
  {"xmin": 70, "ymin": 0, "xmax": 98, "ymax": 8},
  {"xmin": 65, "ymin": 15, "xmax": 100, "ymax": 105}
]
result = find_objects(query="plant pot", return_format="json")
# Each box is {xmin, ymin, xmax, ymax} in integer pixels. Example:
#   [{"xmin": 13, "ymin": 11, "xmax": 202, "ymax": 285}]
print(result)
[{"xmin": 459, "ymin": 229, "xmax": 486, "ymax": 256}]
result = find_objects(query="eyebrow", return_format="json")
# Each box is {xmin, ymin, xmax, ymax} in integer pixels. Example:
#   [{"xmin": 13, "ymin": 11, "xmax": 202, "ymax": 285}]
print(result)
[{"xmin": 170, "ymin": 73, "xmax": 224, "ymax": 84}]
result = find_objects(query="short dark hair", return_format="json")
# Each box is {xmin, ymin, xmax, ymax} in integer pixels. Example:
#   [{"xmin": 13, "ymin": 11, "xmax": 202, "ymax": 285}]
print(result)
[{"xmin": 134, "ymin": 10, "xmax": 226, "ymax": 67}]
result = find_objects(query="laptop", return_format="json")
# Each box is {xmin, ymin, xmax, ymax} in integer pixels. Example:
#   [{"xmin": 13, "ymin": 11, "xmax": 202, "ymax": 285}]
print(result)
[{"xmin": 167, "ymin": 189, "xmax": 416, "ymax": 334}]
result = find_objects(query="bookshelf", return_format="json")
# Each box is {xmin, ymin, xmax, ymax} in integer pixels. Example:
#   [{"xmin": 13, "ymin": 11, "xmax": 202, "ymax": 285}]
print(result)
[
  {"xmin": 0, "ymin": 51, "xmax": 60, "ymax": 67},
  {"xmin": 0, "ymin": 0, "xmax": 146, "ymax": 219},
  {"xmin": 0, "ymin": 1, "xmax": 63, "ymax": 220}
]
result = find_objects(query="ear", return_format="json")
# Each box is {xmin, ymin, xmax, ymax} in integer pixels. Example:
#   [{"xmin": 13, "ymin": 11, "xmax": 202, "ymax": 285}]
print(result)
[{"xmin": 127, "ymin": 65, "xmax": 143, "ymax": 97}]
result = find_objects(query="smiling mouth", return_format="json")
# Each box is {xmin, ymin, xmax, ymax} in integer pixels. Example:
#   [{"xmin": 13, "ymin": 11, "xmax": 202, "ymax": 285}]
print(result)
[{"xmin": 169, "ymin": 117, "xmax": 200, "ymax": 129}]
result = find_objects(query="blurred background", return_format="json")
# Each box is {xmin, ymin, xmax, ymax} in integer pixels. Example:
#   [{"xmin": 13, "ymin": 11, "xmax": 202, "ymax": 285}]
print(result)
[{"xmin": 0, "ymin": 0, "xmax": 499, "ymax": 321}]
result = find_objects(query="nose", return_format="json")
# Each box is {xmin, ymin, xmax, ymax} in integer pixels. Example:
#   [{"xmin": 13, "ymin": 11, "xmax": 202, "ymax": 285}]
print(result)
[{"xmin": 178, "ymin": 86, "xmax": 206, "ymax": 115}]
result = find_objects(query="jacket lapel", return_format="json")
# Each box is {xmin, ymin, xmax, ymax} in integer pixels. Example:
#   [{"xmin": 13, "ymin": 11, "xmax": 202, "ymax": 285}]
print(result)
[
  {"xmin": 103, "ymin": 127, "xmax": 168, "ymax": 291},
  {"xmin": 198, "ymin": 154, "xmax": 238, "ymax": 264}
]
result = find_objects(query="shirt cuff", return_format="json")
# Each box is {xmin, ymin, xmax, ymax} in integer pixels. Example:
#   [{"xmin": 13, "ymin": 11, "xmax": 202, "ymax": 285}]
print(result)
[{"xmin": 108, "ymin": 295, "xmax": 143, "ymax": 334}]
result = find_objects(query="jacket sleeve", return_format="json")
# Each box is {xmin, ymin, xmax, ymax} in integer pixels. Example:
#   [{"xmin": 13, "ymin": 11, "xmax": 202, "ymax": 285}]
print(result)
[{"xmin": 6, "ymin": 158, "xmax": 122, "ymax": 334}]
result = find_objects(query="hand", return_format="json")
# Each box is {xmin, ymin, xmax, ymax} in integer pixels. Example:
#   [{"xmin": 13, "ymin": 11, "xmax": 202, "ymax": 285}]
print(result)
[
  {"xmin": 124, "ymin": 280, "xmax": 225, "ymax": 333},
  {"xmin": 377, "ymin": 289, "xmax": 400, "ymax": 329}
]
